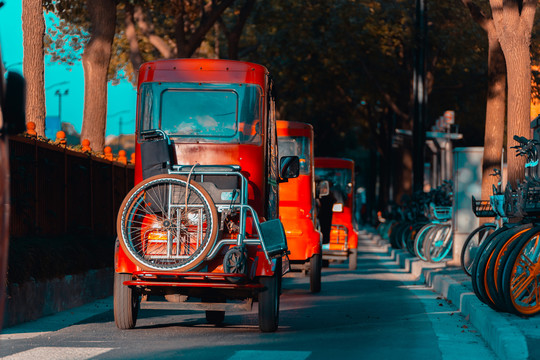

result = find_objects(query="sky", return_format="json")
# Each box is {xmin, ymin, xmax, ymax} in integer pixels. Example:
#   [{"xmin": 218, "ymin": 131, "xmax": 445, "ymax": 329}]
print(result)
[{"xmin": 0, "ymin": 0, "xmax": 137, "ymax": 138}]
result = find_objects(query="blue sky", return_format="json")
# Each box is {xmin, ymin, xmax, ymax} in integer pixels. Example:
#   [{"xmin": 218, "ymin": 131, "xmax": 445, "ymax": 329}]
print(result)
[{"xmin": 0, "ymin": 0, "xmax": 137, "ymax": 138}]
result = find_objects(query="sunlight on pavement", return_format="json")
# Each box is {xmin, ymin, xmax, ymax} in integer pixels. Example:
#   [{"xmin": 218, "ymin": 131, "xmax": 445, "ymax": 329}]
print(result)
[
  {"xmin": 1, "ymin": 347, "xmax": 113, "ymax": 360},
  {"xmin": 228, "ymin": 350, "xmax": 311, "ymax": 360}
]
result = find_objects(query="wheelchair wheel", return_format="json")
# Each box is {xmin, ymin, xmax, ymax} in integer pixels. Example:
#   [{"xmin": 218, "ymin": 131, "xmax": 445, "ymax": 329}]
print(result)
[{"xmin": 117, "ymin": 174, "xmax": 218, "ymax": 272}]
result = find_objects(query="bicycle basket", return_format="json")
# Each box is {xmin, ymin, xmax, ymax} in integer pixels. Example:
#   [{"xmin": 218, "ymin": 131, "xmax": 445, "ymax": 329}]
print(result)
[
  {"xmin": 432, "ymin": 206, "xmax": 452, "ymax": 221},
  {"xmin": 471, "ymin": 196, "xmax": 496, "ymax": 217}
]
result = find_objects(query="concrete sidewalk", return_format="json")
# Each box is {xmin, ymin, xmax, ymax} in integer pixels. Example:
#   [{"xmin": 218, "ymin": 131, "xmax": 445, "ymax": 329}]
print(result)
[{"xmin": 359, "ymin": 228, "xmax": 540, "ymax": 360}]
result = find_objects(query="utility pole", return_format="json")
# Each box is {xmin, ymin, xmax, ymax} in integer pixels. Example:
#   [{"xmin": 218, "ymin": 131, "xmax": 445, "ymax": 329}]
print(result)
[
  {"xmin": 413, "ymin": 0, "xmax": 427, "ymax": 193},
  {"xmin": 54, "ymin": 89, "xmax": 69, "ymax": 123}
]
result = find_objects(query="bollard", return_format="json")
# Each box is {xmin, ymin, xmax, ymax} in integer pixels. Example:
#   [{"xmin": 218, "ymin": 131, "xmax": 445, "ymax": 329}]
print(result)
[
  {"xmin": 118, "ymin": 149, "xmax": 127, "ymax": 164},
  {"xmin": 26, "ymin": 121, "xmax": 37, "ymax": 136},
  {"xmin": 103, "ymin": 146, "xmax": 113, "ymax": 161},
  {"xmin": 56, "ymin": 130, "xmax": 67, "ymax": 145},
  {"xmin": 130, "ymin": 152, "xmax": 135, "ymax": 164},
  {"xmin": 82, "ymin": 139, "xmax": 91, "ymax": 152}
]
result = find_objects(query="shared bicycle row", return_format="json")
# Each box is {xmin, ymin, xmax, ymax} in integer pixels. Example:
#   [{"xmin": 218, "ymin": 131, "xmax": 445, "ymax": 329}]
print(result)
[{"xmin": 377, "ymin": 134, "xmax": 540, "ymax": 317}]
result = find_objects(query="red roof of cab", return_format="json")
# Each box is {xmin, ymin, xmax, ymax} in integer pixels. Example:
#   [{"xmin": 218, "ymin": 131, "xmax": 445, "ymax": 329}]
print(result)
[
  {"xmin": 276, "ymin": 120, "xmax": 314, "ymax": 138},
  {"xmin": 137, "ymin": 59, "xmax": 268, "ymax": 89}
]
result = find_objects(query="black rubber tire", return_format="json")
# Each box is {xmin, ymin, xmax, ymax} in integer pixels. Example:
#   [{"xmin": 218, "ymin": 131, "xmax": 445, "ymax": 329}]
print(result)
[
  {"xmin": 205, "ymin": 311, "xmax": 225, "ymax": 325},
  {"xmin": 310, "ymin": 253, "xmax": 322, "ymax": 293},
  {"xmin": 461, "ymin": 223, "xmax": 497, "ymax": 276},
  {"xmin": 472, "ymin": 224, "xmax": 531, "ymax": 307},
  {"xmin": 501, "ymin": 227, "xmax": 540, "ymax": 316},
  {"xmin": 471, "ymin": 225, "xmax": 510, "ymax": 304},
  {"xmin": 114, "ymin": 273, "xmax": 140, "ymax": 330},
  {"xmin": 348, "ymin": 248, "xmax": 358, "ymax": 270},
  {"xmin": 485, "ymin": 226, "xmax": 534, "ymax": 311},
  {"xmin": 258, "ymin": 259, "xmax": 281, "ymax": 332}
]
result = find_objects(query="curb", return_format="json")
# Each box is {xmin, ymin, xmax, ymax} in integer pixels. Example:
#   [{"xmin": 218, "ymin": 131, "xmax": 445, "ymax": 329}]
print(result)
[
  {"xmin": 425, "ymin": 269, "xmax": 528, "ymax": 360},
  {"xmin": 362, "ymin": 230, "xmax": 528, "ymax": 360}
]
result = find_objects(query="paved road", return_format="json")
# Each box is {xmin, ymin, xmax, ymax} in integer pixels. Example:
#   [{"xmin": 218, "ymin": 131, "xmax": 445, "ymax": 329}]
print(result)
[{"xmin": 0, "ymin": 237, "xmax": 498, "ymax": 359}]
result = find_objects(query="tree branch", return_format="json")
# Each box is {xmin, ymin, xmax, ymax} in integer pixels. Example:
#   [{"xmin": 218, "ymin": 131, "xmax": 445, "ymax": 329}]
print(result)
[{"xmin": 134, "ymin": 5, "xmax": 174, "ymax": 58}]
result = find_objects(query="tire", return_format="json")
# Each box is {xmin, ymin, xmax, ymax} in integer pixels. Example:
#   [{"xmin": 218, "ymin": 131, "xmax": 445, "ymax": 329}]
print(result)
[
  {"xmin": 501, "ymin": 227, "xmax": 540, "ymax": 316},
  {"xmin": 348, "ymin": 248, "xmax": 358, "ymax": 270},
  {"xmin": 461, "ymin": 224, "xmax": 497, "ymax": 276},
  {"xmin": 310, "ymin": 253, "xmax": 322, "ymax": 293},
  {"xmin": 471, "ymin": 225, "xmax": 511, "ymax": 304},
  {"xmin": 117, "ymin": 174, "xmax": 218, "ymax": 272},
  {"xmin": 485, "ymin": 226, "xmax": 534, "ymax": 311},
  {"xmin": 423, "ymin": 224, "xmax": 452, "ymax": 263},
  {"xmin": 114, "ymin": 273, "xmax": 140, "ymax": 329},
  {"xmin": 205, "ymin": 311, "xmax": 225, "ymax": 325},
  {"xmin": 390, "ymin": 223, "xmax": 407, "ymax": 249},
  {"xmin": 414, "ymin": 223, "xmax": 436, "ymax": 260},
  {"xmin": 406, "ymin": 222, "xmax": 426, "ymax": 257},
  {"xmin": 472, "ymin": 224, "xmax": 531, "ymax": 307},
  {"xmin": 258, "ymin": 258, "xmax": 281, "ymax": 332}
]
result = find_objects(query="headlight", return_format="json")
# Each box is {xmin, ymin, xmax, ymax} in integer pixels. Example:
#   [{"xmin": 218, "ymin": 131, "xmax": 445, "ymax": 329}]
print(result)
[{"xmin": 332, "ymin": 203, "xmax": 343, "ymax": 212}]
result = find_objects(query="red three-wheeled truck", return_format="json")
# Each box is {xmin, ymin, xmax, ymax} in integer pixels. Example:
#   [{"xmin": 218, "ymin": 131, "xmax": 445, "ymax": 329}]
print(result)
[{"xmin": 114, "ymin": 59, "xmax": 299, "ymax": 332}]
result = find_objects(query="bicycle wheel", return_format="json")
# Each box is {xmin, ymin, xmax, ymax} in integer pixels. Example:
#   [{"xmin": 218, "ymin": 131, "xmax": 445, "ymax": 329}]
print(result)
[
  {"xmin": 423, "ymin": 224, "xmax": 452, "ymax": 263},
  {"xmin": 117, "ymin": 174, "xmax": 219, "ymax": 272},
  {"xmin": 501, "ymin": 228, "xmax": 540, "ymax": 316},
  {"xmin": 406, "ymin": 222, "xmax": 426, "ymax": 257},
  {"xmin": 414, "ymin": 223, "xmax": 436, "ymax": 261},
  {"xmin": 461, "ymin": 223, "xmax": 497, "ymax": 276},
  {"xmin": 471, "ymin": 225, "xmax": 512, "ymax": 305},
  {"xmin": 472, "ymin": 224, "xmax": 531, "ymax": 307},
  {"xmin": 485, "ymin": 225, "xmax": 536, "ymax": 311}
]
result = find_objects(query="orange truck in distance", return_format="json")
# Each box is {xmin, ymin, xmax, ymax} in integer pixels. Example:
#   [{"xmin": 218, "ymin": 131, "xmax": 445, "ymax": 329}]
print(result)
[
  {"xmin": 277, "ymin": 120, "xmax": 323, "ymax": 293},
  {"xmin": 114, "ymin": 59, "xmax": 299, "ymax": 332},
  {"xmin": 315, "ymin": 157, "xmax": 358, "ymax": 270}
]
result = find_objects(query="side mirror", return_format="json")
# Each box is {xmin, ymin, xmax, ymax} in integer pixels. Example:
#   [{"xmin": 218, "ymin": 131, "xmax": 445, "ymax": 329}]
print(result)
[
  {"xmin": 279, "ymin": 156, "xmax": 299, "ymax": 181},
  {"xmin": 2, "ymin": 72, "xmax": 26, "ymax": 135},
  {"xmin": 317, "ymin": 180, "xmax": 330, "ymax": 197}
]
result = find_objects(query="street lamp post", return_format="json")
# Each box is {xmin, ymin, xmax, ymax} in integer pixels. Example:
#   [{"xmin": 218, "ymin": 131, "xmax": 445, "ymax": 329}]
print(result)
[{"xmin": 54, "ymin": 89, "xmax": 69, "ymax": 123}]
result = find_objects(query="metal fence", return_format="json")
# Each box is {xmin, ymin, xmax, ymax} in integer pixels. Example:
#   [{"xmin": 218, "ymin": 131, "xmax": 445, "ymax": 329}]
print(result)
[{"xmin": 8, "ymin": 136, "xmax": 135, "ymax": 238}]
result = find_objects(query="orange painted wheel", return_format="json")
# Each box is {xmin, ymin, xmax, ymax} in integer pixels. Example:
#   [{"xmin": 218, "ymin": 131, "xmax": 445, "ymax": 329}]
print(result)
[
  {"xmin": 503, "ymin": 230, "xmax": 540, "ymax": 316},
  {"xmin": 117, "ymin": 174, "xmax": 218, "ymax": 272}
]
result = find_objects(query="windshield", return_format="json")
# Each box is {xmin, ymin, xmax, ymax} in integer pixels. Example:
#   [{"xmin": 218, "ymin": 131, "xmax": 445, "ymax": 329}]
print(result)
[
  {"xmin": 138, "ymin": 82, "xmax": 262, "ymax": 144},
  {"xmin": 315, "ymin": 167, "xmax": 352, "ymax": 202},
  {"xmin": 278, "ymin": 136, "xmax": 311, "ymax": 175}
]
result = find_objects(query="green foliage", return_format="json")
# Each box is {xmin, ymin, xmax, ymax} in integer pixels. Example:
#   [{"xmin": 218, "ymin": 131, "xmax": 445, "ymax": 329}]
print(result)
[
  {"xmin": 7, "ymin": 231, "xmax": 114, "ymax": 285},
  {"xmin": 248, "ymin": 0, "xmax": 489, "ymax": 157}
]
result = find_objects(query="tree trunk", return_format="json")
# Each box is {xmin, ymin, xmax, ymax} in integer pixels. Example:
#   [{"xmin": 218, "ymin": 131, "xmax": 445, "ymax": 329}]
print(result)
[
  {"xmin": 489, "ymin": 0, "xmax": 537, "ymax": 188},
  {"xmin": 125, "ymin": 4, "xmax": 143, "ymax": 80},
  {"xmin": 481, "ymin": 37, "xmax": 506, "ymax": 199},
  {"xmin": 22, "ymin": 0, "xmax": 45, "ymax": 136},
  {"xmin": 81, "ymin": 0, "xmax": 117, "ymax": 151},
  {"xmin": 505, "ymin": 42, "xmax": 531, "ymax": 186}
]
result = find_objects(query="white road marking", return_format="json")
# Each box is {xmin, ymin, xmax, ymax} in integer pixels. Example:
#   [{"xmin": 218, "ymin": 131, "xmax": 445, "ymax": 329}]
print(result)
[
  {"xmin": 228, "ymin": 350, "xmax": 311, "ymax": 360},
  {"xmin": 2, "ymin": 347, "xmax": 113, "ymax": 360}
]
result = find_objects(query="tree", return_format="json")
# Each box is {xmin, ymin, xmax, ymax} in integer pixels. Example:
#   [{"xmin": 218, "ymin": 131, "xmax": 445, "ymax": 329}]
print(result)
[
  {"xmin": 218, "ymin": 0, "xmax": 256, "ymax": 59},
  {"xmin": 22, "ymin": 0, "xmax": 46, "ymax": 136},
  {"xmin": 489, "ymin": 0, "xmax": 537, "ymax": 187},
  {"xmin": 461, "ymin": 0, "xmax": 507, "ymax": 203},
  {"xmin": 80, "ymin": 0, "xmax": 117, "ymax": 151}
]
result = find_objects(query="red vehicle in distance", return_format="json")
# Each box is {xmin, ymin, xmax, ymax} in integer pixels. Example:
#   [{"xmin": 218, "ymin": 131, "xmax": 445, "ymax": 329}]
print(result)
[
  {"xmin": 314, "ymin": 157, "xmax": 358, "ymax": 270},
  {"xmin": 114, "ymin": 59, "xmax": 299, "ymax": 332},
  {"xmin": 277, "ymin": 120, "xmax": 323, "ymax": 293}
]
